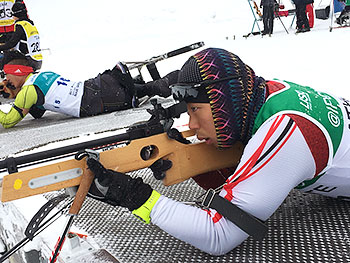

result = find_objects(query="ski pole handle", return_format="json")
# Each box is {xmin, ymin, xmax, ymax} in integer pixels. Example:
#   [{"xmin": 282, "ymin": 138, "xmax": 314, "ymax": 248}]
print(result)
[{"xmin": 68, "ymin": 167, "xmax": 94, "ymax": 215}]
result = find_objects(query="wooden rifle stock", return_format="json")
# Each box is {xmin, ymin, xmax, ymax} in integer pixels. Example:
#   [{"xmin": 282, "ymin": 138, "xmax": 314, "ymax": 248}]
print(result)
[{"xmin": 1, "ymin": 129, "xmax": 243, "ymax": 202}]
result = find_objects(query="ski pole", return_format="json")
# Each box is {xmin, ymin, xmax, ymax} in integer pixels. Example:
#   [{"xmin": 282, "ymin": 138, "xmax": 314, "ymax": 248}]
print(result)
[
  {"xmin": 0, "ymin": 199, "xmax": 72, "ymax": 263},
  {"xmin": 49, "ymin": 151, "xmax": 97, "ymax": 263}
]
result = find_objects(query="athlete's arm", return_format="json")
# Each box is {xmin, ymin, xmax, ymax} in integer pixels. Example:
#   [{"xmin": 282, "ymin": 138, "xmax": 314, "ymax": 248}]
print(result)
[
  {"xmin": 0, "ymin": 85, "xmax": 38, "ymax": 128},
  {"xmin": 150, "ymin": 115, "xmax": 323, "ymax": 255},
  {"xmin": 29, "ymin": 106, "xmax": 46, "ymax": 119}
]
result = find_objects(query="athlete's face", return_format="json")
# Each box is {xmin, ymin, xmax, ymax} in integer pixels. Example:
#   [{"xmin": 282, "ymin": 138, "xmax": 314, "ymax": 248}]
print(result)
[
  {"xmin": 187, "ymin": 103, "xmax": 218, "ymax": 147},
  {"xmin": 4, "ymin": 74, "xmax": 26, "ymax": 98}
]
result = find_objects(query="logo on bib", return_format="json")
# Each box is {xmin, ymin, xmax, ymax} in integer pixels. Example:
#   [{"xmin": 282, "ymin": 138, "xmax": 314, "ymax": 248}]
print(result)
[
  {"xmin": 295, "ymin": 89, "xmax": 312, "ymax": 110},
  {"xmin": 318, "ymin": 92, "xmax": 341, "ymax": 128}
]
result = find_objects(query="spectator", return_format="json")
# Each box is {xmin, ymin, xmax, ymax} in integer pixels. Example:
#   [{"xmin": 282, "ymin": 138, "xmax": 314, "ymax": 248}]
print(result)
[
  {"xmin": 306, "ymin": 3, "xmax": 314, "ymax": 28},
  {"xmin": 293, "ymin": 0, "xmax": 312, "ymax": 33},
  {"xmin": 0, "ymin": 0, "xmax": 24, "ymax": 44},
  {"xmin": 0, "ymin": 2, "xmax": 42, "ymax": 71},
  {"xmin": 336, "ymin": 0, "xmax": 350, "ymax": 25},
  {"xmin": 260, "ymin": 0, "xmax": 276, "ymax": 35}
]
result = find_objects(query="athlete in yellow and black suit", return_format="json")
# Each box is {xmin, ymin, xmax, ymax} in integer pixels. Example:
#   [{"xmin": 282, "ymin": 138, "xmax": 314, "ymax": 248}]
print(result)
[
  {"xmin": 0, "ymin": 2, "xmax": 42, "ymax": 71},
  {"xmin": 0, "ymin": 0, "xmax": 27, "ymax": 44}
]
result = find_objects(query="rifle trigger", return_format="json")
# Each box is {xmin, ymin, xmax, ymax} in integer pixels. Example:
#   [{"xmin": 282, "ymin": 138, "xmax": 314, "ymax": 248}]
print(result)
[
  {"xmin": 167, "ymin": 128, "xmax": 191, "ymax": 144},
  {"xmin": 140, "ymin": 145, "xmax": 155, "ymax": 161},
  {"xmin": 75, "ymin": 149, "xmax": 100, "ymax": 161}
]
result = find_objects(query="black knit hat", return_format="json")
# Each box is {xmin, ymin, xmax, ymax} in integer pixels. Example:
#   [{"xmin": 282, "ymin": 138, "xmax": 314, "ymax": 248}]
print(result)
[{"xmin": 12, "ymin": 2, "xmax": 27, "ymax": 19}]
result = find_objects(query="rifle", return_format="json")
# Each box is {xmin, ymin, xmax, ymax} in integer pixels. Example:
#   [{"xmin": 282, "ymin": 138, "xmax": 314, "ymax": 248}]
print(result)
[
  {"xmin": 125, "ymin": 41, "xmax": 204, "ymax": 81},
  {"xmin": 0, "ymin": 99, "xmax": 243, "ymax": 203},
  {"xmin": 0, "ymin": 99, "xmax": 246, "ymax": 262}
]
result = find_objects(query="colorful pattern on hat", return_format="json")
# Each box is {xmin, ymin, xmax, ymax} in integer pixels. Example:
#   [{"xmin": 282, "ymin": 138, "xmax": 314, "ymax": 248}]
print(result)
[{"xmin": 179, "ymin": 48, "xmax": 266, "ymax": 148}]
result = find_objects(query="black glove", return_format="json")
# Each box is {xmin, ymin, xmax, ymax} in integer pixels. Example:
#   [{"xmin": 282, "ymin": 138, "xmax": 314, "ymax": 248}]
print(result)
[
  {"xmin": 87, "ymin": 158, "xmax": 153, "ymax": 211},
  {"xmin": 149, "ymin": 159, "xmax": 172, "ymax": 180}
]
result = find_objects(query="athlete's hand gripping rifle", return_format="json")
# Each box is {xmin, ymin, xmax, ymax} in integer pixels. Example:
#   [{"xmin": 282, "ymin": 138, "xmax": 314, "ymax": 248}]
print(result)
[{"xmin": 0, "ymin": 99, "xmax": 243, "ymax": 202}]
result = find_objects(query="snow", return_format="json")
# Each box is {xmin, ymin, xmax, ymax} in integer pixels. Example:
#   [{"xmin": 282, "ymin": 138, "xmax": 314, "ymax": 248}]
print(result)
[
  {"xmin": 0, "ymin": 0, "xmax": 349, "ymax": 158},
  {"xmin": 23, "ymin": 0, "xmax": 349, "ymax": 97},
  {"xmin": 0, "ymin": 0, "xmax": 349, "ymax": 261}
]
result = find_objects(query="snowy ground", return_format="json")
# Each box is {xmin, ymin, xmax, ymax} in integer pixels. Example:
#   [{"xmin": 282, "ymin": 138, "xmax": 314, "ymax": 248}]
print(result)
[{"xmin": 0, "ymin": 0, "xmax": 350, "ymax": 262}]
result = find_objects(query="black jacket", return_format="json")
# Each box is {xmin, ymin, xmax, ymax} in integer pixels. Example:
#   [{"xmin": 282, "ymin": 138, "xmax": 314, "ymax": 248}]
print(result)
[
  {"xmin": 292, "ymin": 0, "xmax": 314, "ymax": 5},
  {"xmin": 261, "ymin": 0, "xmax": 276, "ymax": 6}
]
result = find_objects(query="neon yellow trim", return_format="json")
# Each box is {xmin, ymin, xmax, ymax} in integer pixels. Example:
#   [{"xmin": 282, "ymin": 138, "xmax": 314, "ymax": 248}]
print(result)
[
  {"xmin": 0, "ymin": 106, "xmax": 23, "ymax": 128},
  {"xmin": 15, "ymin": 85, "xmax": 38, "ymax": 109},
  {"xmin": 0, "ymin": 19, "xmax": 15, "ymax": 26},
  {"xmin": 16, "ymin": 21, "xmax": 39, "ymax": 37},
  {"xmin": 132, "ymin": 190, "xmax": 161, "ymax": 224}
]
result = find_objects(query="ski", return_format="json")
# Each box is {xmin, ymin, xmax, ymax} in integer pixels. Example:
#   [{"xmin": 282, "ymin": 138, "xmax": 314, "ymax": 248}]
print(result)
[
  {"xmin": 294, "ymin": 29, "xmax": 311, "ymax": 35},
  {"xmin": 253, "ymin": 1, "xmax": 263, "ymax": 17},
  {"xmin": 329, "ymin": 24, "xmax": 350, "ymax": 32},
  {"xmin": 243, "ymin": 31, "xmax": 262, "ymax": 38}
]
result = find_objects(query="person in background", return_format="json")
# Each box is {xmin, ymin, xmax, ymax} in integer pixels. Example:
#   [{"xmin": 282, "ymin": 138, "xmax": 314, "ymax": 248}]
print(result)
[
  {"xmin": 336, "ymin": 0, "xmax": 350, "ymax": 25},
  {"xmin": 260, "ymin": 0, "xmax": 276, "ymax": 35},
  {"xmin": 306, "ymin": 2, "xmax": 314, "ymax": 28},
  {"xmin": 293, "ymin": 0, "xmax": 312, "ymax": 33},
  {"xmin": 0, "ymin": 59, "xmax": 179, "ymax": 128},
  {"xmin": 0, "ymin": 2, "xmax": 42, "ymax": 71},
  {"xmin": 84, "ymin": 47, "xmax": 350, "ymax": 255},
  {"xmin": 0, "ymin": 0, "xmax": 24, "ymax": 44}
]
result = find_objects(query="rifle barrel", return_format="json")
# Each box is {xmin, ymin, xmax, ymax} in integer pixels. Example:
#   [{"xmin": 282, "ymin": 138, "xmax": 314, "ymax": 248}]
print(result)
[{"xmin": 0, "ymin": 132, "xmax": 131, "ymax": 171}]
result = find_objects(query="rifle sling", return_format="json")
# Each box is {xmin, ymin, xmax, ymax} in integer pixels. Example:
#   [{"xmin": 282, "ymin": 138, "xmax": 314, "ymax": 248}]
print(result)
[{"xmin": 202, "ymin": 189, "xmax": 267, "ymax": 240}]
